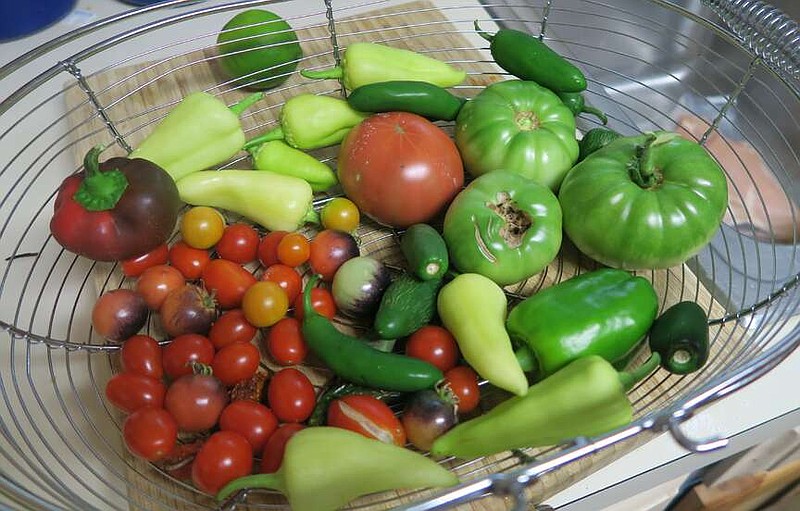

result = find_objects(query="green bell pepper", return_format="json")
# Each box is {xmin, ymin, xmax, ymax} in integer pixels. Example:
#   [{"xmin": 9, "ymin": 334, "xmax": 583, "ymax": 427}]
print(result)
[
  {"xmin": 129, "ymin": 91, "xmax": 263, "ymax": 181},
  {"xmin": 507, "ymin": 268, "xmax": 659, "ymax": 379},
  {"xmin": 454, "ymin": 79, "xmax": 579, "ymax": 190},
  {"xmin": 442, "ymin": 170, "xmax": 562, "ymax": 286},
  {"xmin": 250, "ymin": 140, "xmax": 338, "ymax": 192},
  {"xmin": 430, "ymin": 353, "xmax": 661, "ymax": 458},
  {"xmin": 558, "ymin": 131, "xmax": 729, "ymax": 269}
]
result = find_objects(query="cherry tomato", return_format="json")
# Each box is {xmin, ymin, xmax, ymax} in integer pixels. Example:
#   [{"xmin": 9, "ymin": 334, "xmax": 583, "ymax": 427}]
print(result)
[
  {"xmin": 201, "ymin": 259, "xmax": 257, "ymax": 310},
  {"xmin": 320, "ymin": 198, "xmax": 360, "ymax": 232},
  {"xmin": 120, "ymin": 334, "xmax": 163, "ymax": 379},
  {"xmin": 242, "ymin": 281, "xmax": 289, "ymax": 328},
  {"xmin": 444, "ymin": 365, "xmax": 480, "ymax": 414},
  {"xmin": 164, "ymin": 373, "xmax": 229, "ymax": 433},
  {"xmin": 191, "ymin": 431, "xmax": 252, "ymax": 495},
  {"xmin": 162, "ymin": 334, "xmax": 215, "ymax": 380},
  {"xmin": 265, "ymin": 317, "xmax": 307, "ymax": 366},
  {"xmin": 208, "ymin": 309, "xmax": 257, "ymax": 350},
  {"xmin": 159, "ymin": 284, "xmax": 217, "ymax": 338},
  {"xmin": 92, "ymin": 289, "xmax": 148, "ymax": 342},
  {"xmin": 267, "ymin": 368, "xmax": 315, "ymax": 423},
  {"xmin": 180, "ymin": 206, "xmax": 226, "ymax": 249},
  {"xmin": 260, "ymin": 423, "xmax": 305, "ymax": 474},
  {"xmin": 328, "ymin": 394, "xmax": 406, "ymax": 446},
  {"xmin": 216, "ymin": 223, "xmax": 260, "ymax": 264},
  {"xmin": 219, "ymin": 400, "xmax": 278, "ymax": 455},
  {"xmin": 105, "ymin": 372, "xmax": 166, "ymax": 413},
  {"xmin": 308, "ymin": 230, "xmax": 359, "ymax": 281},
  {"xmin": 123, "ymin": 407, "xmax": 178, "ymax": 462},
  {"xmin": 292, "ymin": 286, "xmax": 336, "ymax": 321},
  {"xmin": 136, "ymin": 264, "xmax": 186, "ymax": 310},
  {"xmin": 257, "ymin": 230, "xmax": 288, "ymax": 268},
  {"xmin": 260, "ymin": 264, "xmax": 302, "ymax": 303},
  {"xmin": 276, "ymin": 232, "xmax": 311, "ymax": 268},
  {"xmin": 405, "ymin": 325, "xmax": 460, "ymax": 373},
  {"xmin": 121, "ymin": 243, "xmax": 169, "ymax": 278},
  {"xmin": 211, "ymin": 342, "xmax": 261, "ymax": 387},
  {"xmin": 169, "ymin": 241, "xmax": 211, "ymax": 280}
]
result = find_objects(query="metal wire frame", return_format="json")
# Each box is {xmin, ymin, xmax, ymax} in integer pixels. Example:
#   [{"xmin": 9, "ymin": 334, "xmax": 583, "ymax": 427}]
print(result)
[{"xmin": 0, "ymin": 0, "xmax": 799, "ymax": 510}]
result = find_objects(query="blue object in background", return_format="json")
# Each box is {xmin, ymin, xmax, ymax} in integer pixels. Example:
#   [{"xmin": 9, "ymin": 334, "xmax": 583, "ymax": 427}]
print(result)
[{"xmin": 0, "ymin": 0, "xmax": 76, "ymax": 41}]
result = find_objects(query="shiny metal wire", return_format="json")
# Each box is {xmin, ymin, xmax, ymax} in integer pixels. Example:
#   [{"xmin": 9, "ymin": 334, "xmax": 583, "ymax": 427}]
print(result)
[{"xmin": 1, "ymin": 0, "xmax": 799, "ymax": 510}]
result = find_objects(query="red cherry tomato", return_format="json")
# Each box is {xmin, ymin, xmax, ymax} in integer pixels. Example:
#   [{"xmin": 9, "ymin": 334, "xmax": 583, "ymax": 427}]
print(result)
[
  {"xmin": 211, "ymin": 342, "xmax": 261, "ymax": 387},
  {"xmin": 105, "ymin": 372, "xmax": 166, "ymax": 413},
  {"xmin": 216, "ymin": 223, "xmax": 260, "ymax": 264},
  {"xmin": 327, "ymin": 394, "xmax": 406, "ymax": 446},
  {"xmin": 308, "ymin": 230, "xmax": 360, "ymax": 281},
  {"xmin": 265, "ymin": 317, "xmax": 308, "ymax": 366},
  {"xmin": 267, "ymin": 368, "xmax": 315, "ymax": 423},
  {"xmin": 191, "ymin": 431, "xmax": 252, "ymax": 495},
  {"xmin": 136, "ymin": 264, "xmax": 186, "ymax": 310},
  {"xmin": 292, "ymin": 287, "xmax": 336, "ymax": 321},
  {"xmin": 276, "ymin": 232, "xmax": 310, "ymax": 267},
  {"xmin": 201, "ymin": 258, "xmax": 257, "ymax": 310},
  {"xmin": 219, "ymin": 400, "xmax": 278, "ymax": 455},
  {"xmin": 162, "ymin": 334, "xmax": 215, "ymax": 380},
  {"xmin": 120, "ymin": 334, "xmax": 163, "ymax": 380},
  {"xmin": 260, "ymin": 264, "xmax": 302, "ymax": 303},
  {"xmin": 208, "ymin": 309, "xmax": 257, "ymax": 350},
  {"xmin": 164, "ymin": 373, "xmax": 229, "ymax": 433},
  {"xmin": 260, "ymin": 423, "xmax": 305, "ymax": 474},
  {"xmin": 123, "ymin": 407, "xmax": 177, "ymax": 462},
  {"xmin": 444, "ymin": 365, "xmax": 481, "ymax": 414},
  {"xmin": 405, "ymin": 325, "xmax": 460, "ymax": 373},
  {"xmin": 169, "ymin": 241, "xmax": 211, "ymax": 280},
  {"xmin": 121, "ymin": 243, "xmax": 169, "ymax": 278},
  {"xmin": 257, "ymin": 230, "xmax": 288, "ymax": 268}
]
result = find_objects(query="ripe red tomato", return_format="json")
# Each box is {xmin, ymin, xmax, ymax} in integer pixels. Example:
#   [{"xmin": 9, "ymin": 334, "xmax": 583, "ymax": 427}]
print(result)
[
  {"xmin": 216, "ymin": 223, "xmax": 260, "ymax": 264},
  {"xmin": 276, "ymin": 232, "xmax": 310, "ymax": 267},
  {"xmin": 267, "ymin": 368, "xmax": 315, "ymax": 423},
  {"xmin": 260, "ymin": 423, "xmax": 305, "ymax": 474},
  {"xmin": 121, "ymin": 243, "xmax": 169, "ymax": 278},
  {"xmin": 444, "ymin": 365, "xmax": 481, "ymax": 414},
  {"xmin": 338, "ymin": 112, "xmax": 464, "ymax": 228},
  {"xmin": 105, "ymin": 372, "xmax": 166, "ymax": 413},
  {"xmin": 265, "ymin": 317, "xmax": 307, "ymax": 366},
  {"xmin": 292, "ymin": 287, "xmax": 336, "ymax": 321},
  {"xmin": 405, "ymin": 325, "xmax": 460, "ymax": 373},
  {"xmin": 260, "ymin": 264, "xmax": 302, "ymax": 303},
  {"xmin": 191, "ymin": 431, "xmax": 252, "ymax": 495},
  {"xmin": 164, "ymin": 373, "xmax": 229, "ymax": 433},
  {"xmin": 162, "ymin": 334, "xmax": 215, "ymax": 380},
  {"xmin": 327, "ymin": 394, "xmax": 406, "ymax": 446},
  {"xmin": 136, "ymin": 264, "xmax": 186, "ymax": 310},
  {"xmin": 308, "ymin": 230, "xmax": 360, "ymax": 281},
  {"xmin": 208, "ymin": 309, "xmax": 257, "ymax": 350},
  {"xmin": 123, "ymin": 407, "xmax": 177, "ymax": 462},
  {"xmin": 168, "ymin": 241, "xmax": 211, "ymax": 280},
  {"xmin": 120, "ymin": 334, "xmax": 163, "ymax": 379},
  {"xmin": 219, "ymin": 400, "xmax": 278, "ymax": 454},
  {"xmin": 211, "ymin": 342, "xmax": 261, "ymax": 387},
  {"xmin": 201, "ymin": 258, "xmax": 257, "ymax": 309},
  {"xmin": 257, "ymin": 231, "xmax": 288, "ymax": 268}
]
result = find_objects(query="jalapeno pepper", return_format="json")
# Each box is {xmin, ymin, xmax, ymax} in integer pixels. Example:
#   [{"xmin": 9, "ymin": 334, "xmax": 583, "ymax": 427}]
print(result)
[
  {"xmin": 648, "ymin": 301, "xmax": 710, "ymax": 374},
  {"xmin": 346, "ymin": 80, "xmax": 467, "ymax": 121}
]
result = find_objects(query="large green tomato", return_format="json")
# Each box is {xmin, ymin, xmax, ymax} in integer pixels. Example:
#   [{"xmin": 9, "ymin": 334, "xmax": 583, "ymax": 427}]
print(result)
[
  {"xmin": 454, "ymin": 80, "xmax": 579, "ymax": 190},
  {"xmin": 443, "ymin": 170, "xmax": 562, "ymax": 286},
  {"xmin": 558, "ymin": 131, "xmax": 728, "ymax": 269}
]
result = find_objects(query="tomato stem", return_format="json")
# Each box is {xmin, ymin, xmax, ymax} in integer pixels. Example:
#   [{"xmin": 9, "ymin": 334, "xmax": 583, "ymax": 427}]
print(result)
[{"xmin": 627, "ymin": 133, "xmax": 660, "ymax": 189}]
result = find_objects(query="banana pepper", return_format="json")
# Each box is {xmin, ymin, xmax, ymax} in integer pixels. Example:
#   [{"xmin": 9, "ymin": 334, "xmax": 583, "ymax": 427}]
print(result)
[{"xmin": 250, "ymin": 140, "xmax": 338, "ymax": 192}]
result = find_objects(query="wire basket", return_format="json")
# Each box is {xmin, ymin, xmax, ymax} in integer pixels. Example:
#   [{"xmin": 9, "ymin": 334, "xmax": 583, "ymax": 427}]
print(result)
[{"xmin": 1, "ymin": 0, "xmax": 798, "ymax": 510}]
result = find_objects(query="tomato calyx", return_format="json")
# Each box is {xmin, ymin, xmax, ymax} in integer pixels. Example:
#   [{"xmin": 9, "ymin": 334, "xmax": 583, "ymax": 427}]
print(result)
[
  {"xmin": 513, "ymin": 110, "xmax": 540, "ymax": 131},
  {"xmin": 190, "ymin": 361, "xmax": 214, "ymax": 376},
  {"xmin": 627, "ymin": 132, "xmax": 666, "ymax": 189},
  {"xmin": 434, "ymin": 379, "xmax": 460, "ymax": 415}
]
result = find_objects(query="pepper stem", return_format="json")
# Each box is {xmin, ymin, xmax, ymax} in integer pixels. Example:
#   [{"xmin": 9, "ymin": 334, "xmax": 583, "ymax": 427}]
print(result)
[
  {"xmin": 243, "ymin": 127, "xmax": 285, "ymax": 151},
  {"xmin": 618, "ymin": 352, "xmax": 661, "ymax": 391},
  {"xmin": 304, "ymin": 274, "xmax": 323, "ymax": 318},
  {"xmin": 300, "ymin": 66, "xmax": 344, "ymax": 81},
  {"xmin": 216, "ymin": 473, "xmax": 286, "ymax": 502},
  {"xmin": 474, "ymin": 20, "xmax": 495, "ymax": 42},
  {"xmin": 626, "ymin": 133, "xmax": 660, "ymax": 189},
  {"xmin": 581, "ymin": 104, "xmax": 608, "ymax": 125},
  {"xmin": 304, "ymin": 207, "xmax": 320, "ymax": 225},
  {"xmin": 229, "ymin": 92, "xmax": 265, "ymax": 117},
  {"xmin": 72, "ymin": 145, "xmax": 129, "ymax": 212}
]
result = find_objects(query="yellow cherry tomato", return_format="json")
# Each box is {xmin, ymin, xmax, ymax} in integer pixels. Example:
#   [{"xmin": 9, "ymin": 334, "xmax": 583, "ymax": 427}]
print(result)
[
  {"xmin": 180, "ymin": 206, "xmax": 226, "ymax": 249},
  {"xmin": 321, "ymin": 198, "xmax": 361, "ymax": 232}
]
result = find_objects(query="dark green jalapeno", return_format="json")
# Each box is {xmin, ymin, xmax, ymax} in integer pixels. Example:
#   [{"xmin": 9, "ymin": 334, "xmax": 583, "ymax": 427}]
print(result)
[
  {"xmin": 648, "ymin": 301, "xmax": 710, "ymax": 374},
  {"xmin": 347, "ymin": 80, "xmax": 467, "ymax": 121}
]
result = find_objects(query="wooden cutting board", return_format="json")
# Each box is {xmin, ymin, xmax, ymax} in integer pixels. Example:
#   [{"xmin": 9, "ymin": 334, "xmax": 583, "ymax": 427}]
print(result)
[{"xmin": 62, "ymin": 1, "xmax": 747, "ymax": 509}]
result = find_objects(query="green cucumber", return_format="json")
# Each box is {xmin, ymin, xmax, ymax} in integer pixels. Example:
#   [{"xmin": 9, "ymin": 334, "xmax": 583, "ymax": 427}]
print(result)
[
  {"xmin": 578, "ymin": 127, "xmax": 622, "ymax": 162},
  {"xmin": 401, "ymin": 224, "xmax": 449, "ymax": 281},
  {"xmin": 374, "ymin": 273, "xmax": 442, "ymax": 339}
]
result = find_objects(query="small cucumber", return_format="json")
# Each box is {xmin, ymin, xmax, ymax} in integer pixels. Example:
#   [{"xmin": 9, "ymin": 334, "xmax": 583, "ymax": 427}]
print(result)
[
  {"xmin": 374, "ymin": 273, "xmax": 442, "ymax": 339},
  {"xmin": 578, "ymin": 127, "xmax": 622, "ymax": 162},
  {"xmin": 401, "ymin": 224, "xmax": 449, "ymax": 281}
]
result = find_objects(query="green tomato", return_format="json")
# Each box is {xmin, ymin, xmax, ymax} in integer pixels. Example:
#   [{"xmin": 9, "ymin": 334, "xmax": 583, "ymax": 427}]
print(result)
[
  {"xmin": 558, "ymin": 131, "xmax": 728, "ymax": 269},
  {"xmin": 443, "ymin": 170, "xmax": 562, "ymax": 286},
  {"xmin": 454, "ymin": 79, "xmax": 579, "ymax": 190},
  {"xmin": 217, "ymin": 10, "xmax": 303, "ymax": 90}
]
